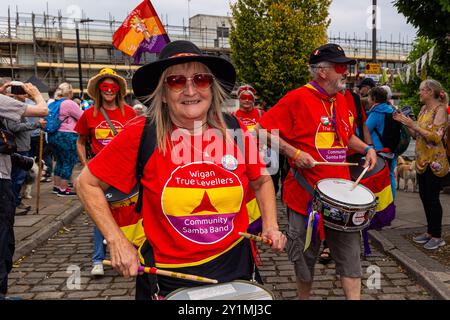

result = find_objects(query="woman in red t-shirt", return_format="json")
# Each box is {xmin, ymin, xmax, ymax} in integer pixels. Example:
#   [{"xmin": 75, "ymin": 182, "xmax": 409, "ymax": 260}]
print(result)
[
  {"xmin": 76, "ymin": 41, "xmax": 286, "ymax": 299},
  {"xmin": 75, "ymin": 68, "xmax": 136, "ymax": 277}
]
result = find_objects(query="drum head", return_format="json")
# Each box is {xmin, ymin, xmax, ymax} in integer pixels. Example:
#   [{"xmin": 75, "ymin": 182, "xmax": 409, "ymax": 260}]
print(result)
[
  {"xmin": 316, "ymin": 179, "xmax": 375, "ymax": 206},
  {"xmin": 104, "ymin": 184, "xmax": 139, "ymax": 203},
  {"xmin": 165, "ymin": 280, "xmax": 274, "ymax": 300},
  {"xmin": 347, "ymin": 154, "xmax": 386, "ymax": 181}
]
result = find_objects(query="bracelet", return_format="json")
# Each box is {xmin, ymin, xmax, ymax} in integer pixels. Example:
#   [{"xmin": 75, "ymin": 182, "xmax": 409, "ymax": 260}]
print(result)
[
  {"xmin": 292, "ymin": 149, "xmax": 301, "ymax": 161},
  {"xmin": 364, "ymin": 145, "xmax": 374, "ymax": 154}
]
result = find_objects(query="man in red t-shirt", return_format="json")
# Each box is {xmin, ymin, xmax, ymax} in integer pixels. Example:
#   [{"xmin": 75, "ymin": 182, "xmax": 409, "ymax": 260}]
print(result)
[{"xmin": 256, "ymin": 43, "xmax": 377, "ymax": 300}]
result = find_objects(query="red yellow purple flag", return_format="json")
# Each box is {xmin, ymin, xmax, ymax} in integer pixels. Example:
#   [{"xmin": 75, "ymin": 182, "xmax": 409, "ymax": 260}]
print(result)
[{"xmin": 113, "ymin": 0, "xmax": 170, "ymax": 64}]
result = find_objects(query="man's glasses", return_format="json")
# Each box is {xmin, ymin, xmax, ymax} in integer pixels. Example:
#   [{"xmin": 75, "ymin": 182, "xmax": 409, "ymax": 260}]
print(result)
[
  {"xmin": 314, "ymin": 64, "xmax": 349, "ymax": 74},
  {"xmin": 165, "ymin": 73, "xmax": 215, "ymax": 92},
  {"xmin": 99, "ymin": 82, "xmax": 120, "ymax": 93}
]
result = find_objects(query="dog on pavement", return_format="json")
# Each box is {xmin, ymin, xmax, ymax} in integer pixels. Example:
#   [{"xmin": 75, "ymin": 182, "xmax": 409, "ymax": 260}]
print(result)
[
  {"xmin": 20, "ymin": 159, "xmax": 40, "ymax": 199},
  {"xmin": 396, "ymin": 156, "xmax": 417, "ymax": 192}
]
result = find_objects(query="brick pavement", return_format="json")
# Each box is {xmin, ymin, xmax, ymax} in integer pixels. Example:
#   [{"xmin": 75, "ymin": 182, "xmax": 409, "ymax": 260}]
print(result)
[{"xmin": 8, "ymin": 200, "xmax": 433, "ymax": 300}]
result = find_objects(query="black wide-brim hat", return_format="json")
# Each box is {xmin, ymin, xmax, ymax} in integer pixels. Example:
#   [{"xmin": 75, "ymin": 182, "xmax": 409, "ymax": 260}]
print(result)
[{"xmin": 132, "ymin": 40, "xmax": 236, "ymax": 102}]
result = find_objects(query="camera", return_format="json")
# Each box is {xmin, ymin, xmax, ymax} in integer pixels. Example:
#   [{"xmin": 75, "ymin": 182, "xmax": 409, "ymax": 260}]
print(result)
[
  {"xmin": 10, "ymin": 81, "xmax": 26, "ymax": 95},
  {"xmin": 11, "ymin": 153, "xmax": 34, "ymax": 171}
]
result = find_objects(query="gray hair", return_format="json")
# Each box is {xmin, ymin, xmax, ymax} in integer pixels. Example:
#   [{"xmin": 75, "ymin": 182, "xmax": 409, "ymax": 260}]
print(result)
[
  {"xmin": 55, "ymin": 82, "xmax": 73, "ymax": 99},
  {"xmin": 309, "ymin": 61, "xmax": 333, "ymax": 79}
]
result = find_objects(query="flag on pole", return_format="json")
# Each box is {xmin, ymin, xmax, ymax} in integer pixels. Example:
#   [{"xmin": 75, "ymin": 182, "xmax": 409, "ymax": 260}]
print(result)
[{"xmin": 113, "ymin": 0, "xmax": 170, "ymax": 64}]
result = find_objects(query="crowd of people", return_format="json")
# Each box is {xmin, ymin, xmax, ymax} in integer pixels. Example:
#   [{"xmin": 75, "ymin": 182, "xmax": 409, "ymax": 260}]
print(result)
[{"xmin": 1, "ymin": 39, "xmax": 448, "ymax": 301}]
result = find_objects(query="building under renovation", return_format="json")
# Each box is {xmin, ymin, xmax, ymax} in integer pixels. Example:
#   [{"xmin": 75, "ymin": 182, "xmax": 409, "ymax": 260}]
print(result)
[{"xmin": 0, "ymin": 11, "xmax": 413, "ymax": 99}]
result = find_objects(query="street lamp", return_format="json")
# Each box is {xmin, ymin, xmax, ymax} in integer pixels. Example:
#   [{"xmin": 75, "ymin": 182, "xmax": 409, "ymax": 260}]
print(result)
[{"xmin": 75, "ymin": 18, "xmax": 93, "ymax": 98}]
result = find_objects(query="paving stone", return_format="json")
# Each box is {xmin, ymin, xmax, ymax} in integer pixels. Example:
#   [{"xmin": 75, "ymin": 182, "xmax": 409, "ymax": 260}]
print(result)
[
  {"xmin": 382, "ymin": 287, "xmax": 407, "ymax": 294},
  {"xmin": 385, "ymin": 273, "xmax": 409, "ymax": 279},
  {"xmin": 67, "ymin": 291, "xmax": 102, "ymax": 299},
  {"xmin": 378, "ymin": 294, "xmax": 407, "ymax": 300},
  {"xmin": 7, "ymin": 285, "xmax": 30, "ymax": 294},
  {"xmin": 34, "ymin": 292, "xmax": 66, "ymax": 300},
  {"xmin": 101, "ymin": 289, "xmax": 128, "ymax": 296},
  {"xmin": 30, "ymin": 285, "xmax": 60, "ymax": 292}
]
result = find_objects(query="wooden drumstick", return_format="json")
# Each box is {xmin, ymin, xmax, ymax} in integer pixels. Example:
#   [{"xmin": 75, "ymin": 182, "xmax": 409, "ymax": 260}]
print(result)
[
  {"xmin": 102, "ymin": 260, "xmax": 218, "ymax": 284},
  {"xmin": 239, "ymin": 232, "xmax": 273, "ymax": 246},
  {"xmin": 313, "ymin": 162, "xmax": 358, "ymax": 166},
  {"xmin": 351, "ymin": 166, "xmax": 369, "ymax": 191}
]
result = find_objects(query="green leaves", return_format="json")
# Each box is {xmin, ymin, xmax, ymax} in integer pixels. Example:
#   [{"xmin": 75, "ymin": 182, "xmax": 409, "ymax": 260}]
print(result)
[{"xmin": 229, "ymin": 0, "xmax": 331, "ymax": 106}]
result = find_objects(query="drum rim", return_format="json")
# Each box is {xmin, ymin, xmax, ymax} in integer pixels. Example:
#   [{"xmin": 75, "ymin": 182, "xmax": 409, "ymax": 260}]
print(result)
[
  {"xmin": 315, "ymin": 178, "xmax": 377, "ymax": 208},
  {"xmin": 164, "ymin": 279, "xmax": 275, "ymax": 300}
]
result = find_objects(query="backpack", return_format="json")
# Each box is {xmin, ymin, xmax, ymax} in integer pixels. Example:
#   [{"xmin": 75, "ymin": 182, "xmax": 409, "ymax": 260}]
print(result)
[
  {"xmin": 374, "ymin": 111, "xmax": 410, "ymax": 155},
  {"xmin": 44, "ymin": 98, "xmax": 67, "ymax": 133}
]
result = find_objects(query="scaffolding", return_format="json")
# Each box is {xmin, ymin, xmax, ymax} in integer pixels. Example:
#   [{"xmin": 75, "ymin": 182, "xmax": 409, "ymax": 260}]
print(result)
[{"xmin": 0, "ymin": 11, "xmax": 413, "ymax": 94}]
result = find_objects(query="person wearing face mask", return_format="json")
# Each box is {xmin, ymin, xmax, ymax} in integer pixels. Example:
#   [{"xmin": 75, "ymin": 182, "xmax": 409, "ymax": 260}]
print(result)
[
  {"xmin": 255, "ymin": 43, "xmax": 377, "ymax": 300},
  {"xmin": 74, "ymin": 68, "xmax": 136, "ymax": 276},
  {"xmin": 234, "ymin": 84, "xmax": 264, "ymax": 132}
]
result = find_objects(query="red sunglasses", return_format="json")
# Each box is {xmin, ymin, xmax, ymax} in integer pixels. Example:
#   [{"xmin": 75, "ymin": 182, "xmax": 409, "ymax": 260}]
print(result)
[
  {"xmin": 239, "ymin": 93, "xmax": 255, "ymax": 101},
  {"xmin": 99, "ymin": 82, "xmax": 120, "ymax": 93},
  {"xmin": 165, "ymin": 73, "xmax": 214, "ymax": 92},
  {"xmin": 333, "ymin": 64, "xmax": 348, "ymax": 74}
]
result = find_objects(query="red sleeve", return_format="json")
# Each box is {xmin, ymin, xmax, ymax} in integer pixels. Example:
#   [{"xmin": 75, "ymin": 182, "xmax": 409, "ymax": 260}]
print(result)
[
  {"xmin": 259, "ymin": 93, "xmax": 296, "ymax": 139},
  {"xmin": 74, "ymin": 111, "xmax": 89, "ymax": 136},
  {"xmin": 239, "ymin": 121, "xmax": 266, "ymax": 181},
  {"xmin": 87, "ymin": 118, "xmax": 145, "ymax": 194}
]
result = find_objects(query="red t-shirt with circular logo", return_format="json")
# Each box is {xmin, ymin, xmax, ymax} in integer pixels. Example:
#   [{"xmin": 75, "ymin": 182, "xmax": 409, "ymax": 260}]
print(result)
[
  {"xmin": 259, "ymin": 85, "xmax": 353, "ymax": 215},
  {"xmin": 88, "ymin": 117, "xmax": 265, "ymax": 267},
  {"xmin": 74, "ymin": 105, "xmax": 136, "ymax": 155}
]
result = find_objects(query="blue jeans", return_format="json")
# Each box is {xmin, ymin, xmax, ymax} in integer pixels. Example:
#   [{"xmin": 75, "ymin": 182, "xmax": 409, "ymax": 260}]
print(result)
[
  {"xmin": 92, "ymin": 226, "xmax": 106, "ymax": 265},
  {"xmin": 11, "ymin": 151, "xmax": 29, "ymax": 207}
]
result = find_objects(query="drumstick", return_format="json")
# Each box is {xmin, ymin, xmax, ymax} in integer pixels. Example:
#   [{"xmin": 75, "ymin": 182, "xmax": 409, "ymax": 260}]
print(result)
[
  {"xmin": 102, "ymin": 260, "xmax": 218, "ymax": 284},
  {"xmin": 313, "ymin": 162, "xmax": 358, "ymax": 166},
  {"xmin": 351, "ymin": 166, "xmax": 369, "ymax": 191},
  {"xmin": 239, "ymin": 232, "xmax": 273, "ymax": 246}
]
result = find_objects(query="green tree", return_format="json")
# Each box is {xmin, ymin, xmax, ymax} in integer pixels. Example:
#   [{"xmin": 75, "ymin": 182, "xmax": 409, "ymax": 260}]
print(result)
[
  {"xmin": 393, "ymin": 0, "xmax": 449, "ymax": 113},
  {"xmin": 229, "ymin": 0, "xmax": 331, "ymax": 106}
]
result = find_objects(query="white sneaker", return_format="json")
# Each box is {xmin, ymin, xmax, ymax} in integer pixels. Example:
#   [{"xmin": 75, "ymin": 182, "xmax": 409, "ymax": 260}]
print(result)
[{"xmin": 91, "ymin": 264, "xmax": 104, "ymax": 276}]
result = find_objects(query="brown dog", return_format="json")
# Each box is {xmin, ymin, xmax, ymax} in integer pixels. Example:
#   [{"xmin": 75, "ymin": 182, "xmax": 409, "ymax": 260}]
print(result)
[{"xmin": 396, "ymin": 157, "xmax": 417, "ymax": 192}]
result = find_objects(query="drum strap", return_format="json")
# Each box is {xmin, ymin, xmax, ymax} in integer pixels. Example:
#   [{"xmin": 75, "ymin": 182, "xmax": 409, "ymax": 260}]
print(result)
[
  {"xmin": 290, "ymin": 168, "xmax": 314, "ymax": 196},
  {"xmin": 99, "ymin": 107, "xmax": 119, "ymax": 136},
  {"xmin": 135, "ymin": 117, "xmax": 157, "ymax": 213}
]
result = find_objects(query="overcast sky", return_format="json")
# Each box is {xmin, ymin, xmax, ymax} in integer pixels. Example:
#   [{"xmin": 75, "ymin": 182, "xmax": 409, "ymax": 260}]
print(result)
[{"xmin": 0, "ymin": 0, "xmax": 417, "ymax": 43}]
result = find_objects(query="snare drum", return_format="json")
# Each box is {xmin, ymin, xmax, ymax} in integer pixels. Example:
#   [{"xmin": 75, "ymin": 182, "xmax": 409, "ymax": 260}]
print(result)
[
  {"xmin": 313, "ymin": 178, "xmax": 377, "ymax": 232},
  {"xmin": 104, "ymin": 184, "xmax": 139, "ymax": 209},
  {"xmin": 165, "ymin": 280, "xmax": 274, "ymax": 300}
]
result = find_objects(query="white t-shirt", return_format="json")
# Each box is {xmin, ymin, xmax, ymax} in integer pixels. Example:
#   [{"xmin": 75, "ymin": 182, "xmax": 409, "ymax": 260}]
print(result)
[{"xmin": 0, "ymin": 94, "xmax": 27, "ymax": 179}]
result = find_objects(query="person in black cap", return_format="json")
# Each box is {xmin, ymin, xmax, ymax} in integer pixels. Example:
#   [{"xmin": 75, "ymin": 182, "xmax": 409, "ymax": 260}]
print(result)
[
  {"xmin": 357, "ymin": 77, "xmax": 376, "ymax": 98},
  {"xmin": 256, "ymin": 43, "xmax": 377, "ymax": 300},
  {"xmin": 76, "ymin": 40, "xmax": 286, "ymax": 299}
]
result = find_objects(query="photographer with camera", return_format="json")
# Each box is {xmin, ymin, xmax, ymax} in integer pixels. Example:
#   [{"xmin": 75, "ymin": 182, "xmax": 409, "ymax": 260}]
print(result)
[
  {"xmin": 3, "ymin": 82, "xmax": 47, "ymax": 215},
  {"xmin": 0, "ymin": 78, "xmax": 48, "ymax": 299}
]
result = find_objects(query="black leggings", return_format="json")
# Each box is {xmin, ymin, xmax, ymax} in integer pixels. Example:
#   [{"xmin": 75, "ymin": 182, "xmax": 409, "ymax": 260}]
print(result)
[{"xmin": 417, "ymin": 166, "xmax": 444, "ymax": 238}]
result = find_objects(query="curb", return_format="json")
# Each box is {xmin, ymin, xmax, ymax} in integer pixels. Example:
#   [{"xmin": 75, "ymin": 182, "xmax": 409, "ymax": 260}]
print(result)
[
  {"xmin": 13, "ymin": 203, "xmax": 84, "ymax": 262},
  {"xmin": 368, "ymin": 229, "xmax": 450, "ymax": 300}
]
